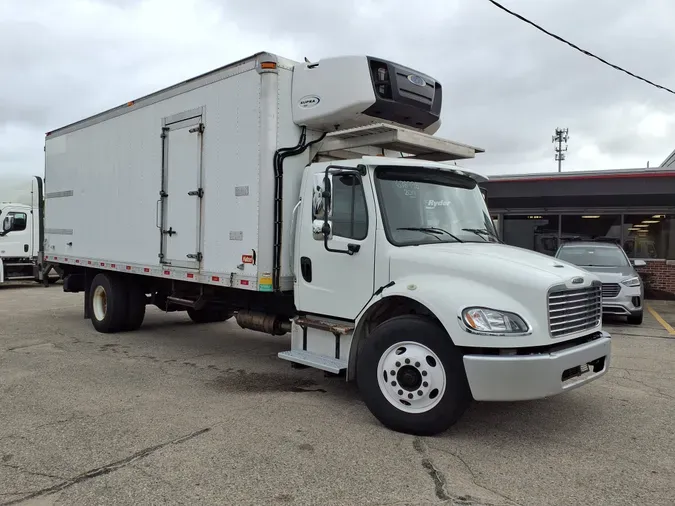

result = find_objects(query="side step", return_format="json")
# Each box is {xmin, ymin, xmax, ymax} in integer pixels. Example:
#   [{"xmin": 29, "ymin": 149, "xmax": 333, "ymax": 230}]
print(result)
[
  {"xmin": 295, "ymin": 317, "xmax": 354, "ymax": 335},
  {"xmin": 278, "ymin": 350, "xmax": 347, "ymax": 374}
]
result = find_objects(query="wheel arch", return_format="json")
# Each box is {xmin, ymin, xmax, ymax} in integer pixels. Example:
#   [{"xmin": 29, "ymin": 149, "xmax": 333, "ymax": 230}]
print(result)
[{"xmin": 348, "ymin": 294, "xmax": 446, "ymax": 382}]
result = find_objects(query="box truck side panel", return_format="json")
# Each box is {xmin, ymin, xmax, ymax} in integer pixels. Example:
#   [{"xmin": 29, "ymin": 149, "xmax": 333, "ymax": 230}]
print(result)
[{"xmin": 45, "ymin": 61, "xmax": 265, "ymax": 280}]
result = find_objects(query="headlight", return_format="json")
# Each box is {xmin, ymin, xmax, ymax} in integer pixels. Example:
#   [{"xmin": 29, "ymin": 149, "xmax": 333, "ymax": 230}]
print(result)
[
  {"xmin": 461, "ymin": 307, "xmax": 529, "ymax": 334},
  {"xmin": 621, "ymin": 276, "xmax": 641, "ymax": 287}
]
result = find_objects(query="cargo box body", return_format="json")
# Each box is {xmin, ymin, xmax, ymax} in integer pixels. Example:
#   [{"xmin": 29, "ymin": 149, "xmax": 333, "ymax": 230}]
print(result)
[{"xmin": 44, "ymin": 53, "xmax": 314, "ymax": 292}]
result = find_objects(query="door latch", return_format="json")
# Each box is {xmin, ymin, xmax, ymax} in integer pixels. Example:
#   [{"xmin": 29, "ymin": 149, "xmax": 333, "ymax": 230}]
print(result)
[
  {"xmin": 187, "ymin": 252, "xmax": 203, "ymax": 262},
  {"xmin": 187, "ymin": 188, "xmax": 204, "ymax": 198},
  {"xmin": 162, "ymin": 227, "xmax": 176, "ymax": 236},
  {"xmin": 189, "ymin": 123, "xmax": 205, "ymax": 134}
]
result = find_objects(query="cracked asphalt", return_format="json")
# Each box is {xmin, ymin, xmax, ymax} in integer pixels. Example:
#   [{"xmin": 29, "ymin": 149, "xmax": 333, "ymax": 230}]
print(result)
[{"xmin": 1, "ymin": 284, "xmax": 674, "ymax": 506}]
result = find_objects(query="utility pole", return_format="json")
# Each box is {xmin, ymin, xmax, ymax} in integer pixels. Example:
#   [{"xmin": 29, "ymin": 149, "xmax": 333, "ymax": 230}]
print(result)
[{"xmin": 552, "ymin": 127, "xmax": 569, "ymax": 172}]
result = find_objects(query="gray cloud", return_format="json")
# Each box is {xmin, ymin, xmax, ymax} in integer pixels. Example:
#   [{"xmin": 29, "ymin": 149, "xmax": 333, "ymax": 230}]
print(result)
[{"xmin": 2, "ymin": 0, "xmax": 675, "ymax": 181}]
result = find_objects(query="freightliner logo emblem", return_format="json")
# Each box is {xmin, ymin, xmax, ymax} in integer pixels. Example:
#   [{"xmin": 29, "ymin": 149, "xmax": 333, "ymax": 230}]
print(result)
[{"xmin": 407, "ymin": 74, "xmax": 427, "ymax": 87}]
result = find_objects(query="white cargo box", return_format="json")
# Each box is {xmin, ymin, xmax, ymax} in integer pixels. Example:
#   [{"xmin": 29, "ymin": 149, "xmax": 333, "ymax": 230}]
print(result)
[{"xmin": 44, "ymin": 52, "xmax": 314, "ymax": 292}]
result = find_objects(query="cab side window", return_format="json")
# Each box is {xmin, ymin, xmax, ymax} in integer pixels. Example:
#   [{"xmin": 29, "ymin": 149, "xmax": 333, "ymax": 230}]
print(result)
[
  {"xmin": 8, "ymin": 212, "xmax": 27, "ymax": 231},
  {"xmin": 331, "ymin": 175, "xmax": 368, "ymax": 240}
]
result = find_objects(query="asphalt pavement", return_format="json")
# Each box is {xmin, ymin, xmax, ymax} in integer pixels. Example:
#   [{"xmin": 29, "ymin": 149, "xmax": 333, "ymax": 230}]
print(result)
[{"xmin": 1, "ymin": 284, "xmax": 673, "ymax": 505}]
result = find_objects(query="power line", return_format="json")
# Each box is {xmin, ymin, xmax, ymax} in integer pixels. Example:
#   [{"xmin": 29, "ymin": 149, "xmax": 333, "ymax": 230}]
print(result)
[{"xmin": 486, "ymin": 0, "xmax": 675, "ymax": 96}]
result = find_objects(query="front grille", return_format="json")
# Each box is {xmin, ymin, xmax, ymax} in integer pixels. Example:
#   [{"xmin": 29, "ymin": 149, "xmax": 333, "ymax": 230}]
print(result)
[
  {"xmin": 548, "ymin": 285, "xmax": 602, "ymax": 338},
  {"xmin": 601, "ymin": 283, "xmax": 621, "ymax": 298}
]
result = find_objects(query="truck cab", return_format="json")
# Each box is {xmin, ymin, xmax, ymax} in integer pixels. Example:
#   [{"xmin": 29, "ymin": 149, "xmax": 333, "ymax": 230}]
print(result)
[
  {"xmin": 285, "ymin": 155, "xmax": 611, "ymax": 435},
  {"xmin": 0, "ymin": 177, "xmax": 54, "ymax": 284},
  {"xmin": 1, "ymin": 203, "xmax": 38, "ymax": 283}
]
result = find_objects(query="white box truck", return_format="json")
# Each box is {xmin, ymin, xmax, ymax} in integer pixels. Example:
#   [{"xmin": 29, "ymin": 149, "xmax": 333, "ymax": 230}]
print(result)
[
  {"xmin": 1, "ymin": 177, "xmax": 58, "ymax": 284},
  {"xmin": 42, "ymin": 52, "xmax": 611, "ymax": 435}
]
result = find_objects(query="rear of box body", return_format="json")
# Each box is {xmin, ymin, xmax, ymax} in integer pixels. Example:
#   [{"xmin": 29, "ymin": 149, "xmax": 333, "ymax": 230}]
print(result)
[{"xmin": 44, "ymin": 53, "xmax": 311, "ymax": 291}]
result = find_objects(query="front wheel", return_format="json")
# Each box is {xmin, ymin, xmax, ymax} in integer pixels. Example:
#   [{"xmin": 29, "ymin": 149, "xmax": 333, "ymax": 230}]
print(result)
[{"xmin": 356, "ymin": 315, "xmax": 471, "ymax": 436}]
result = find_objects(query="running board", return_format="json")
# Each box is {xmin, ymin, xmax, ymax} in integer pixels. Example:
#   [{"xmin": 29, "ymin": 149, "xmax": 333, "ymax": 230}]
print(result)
[
  {"xmin": 294, "ymin": 317, "xmax": 354, "ymax": 335},
  {"xmin": 278, "ymin": 350, "xmax": 347, "ymax": 374}
]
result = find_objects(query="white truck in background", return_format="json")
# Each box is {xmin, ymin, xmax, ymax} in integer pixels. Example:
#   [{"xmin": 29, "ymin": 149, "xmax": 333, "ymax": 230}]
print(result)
[
  {"xmin": 0, "ymin": 177, "xmax": 58, "ymax": 284},
  {"xmin": 42, "ymin": 52, "xmax": 611, "ymax": 435}
]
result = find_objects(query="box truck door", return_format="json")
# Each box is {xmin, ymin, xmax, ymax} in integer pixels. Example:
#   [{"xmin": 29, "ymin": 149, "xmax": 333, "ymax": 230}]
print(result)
[{"xmin": 160, "ymin": 116, "xmax": 204, "ymax": 269}]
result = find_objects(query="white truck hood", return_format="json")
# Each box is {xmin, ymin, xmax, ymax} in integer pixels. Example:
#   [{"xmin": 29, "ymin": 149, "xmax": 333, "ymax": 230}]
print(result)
[
  {"xmin": 389, "ymin": 242, "xmax": 592, "ymax": 291},
  {"xmin": 387, "ymin": 242, "xmax": 601, "ymax": 346}
]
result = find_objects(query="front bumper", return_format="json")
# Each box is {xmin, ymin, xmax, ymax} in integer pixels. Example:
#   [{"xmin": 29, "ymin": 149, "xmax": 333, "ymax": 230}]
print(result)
[
  {"xmin": 602, "ymin": 286, "xmax": 642, "ymax": 316},
  {"xmin": 463, "ymin": 331, "xmax": 611, "ymax": 401}
]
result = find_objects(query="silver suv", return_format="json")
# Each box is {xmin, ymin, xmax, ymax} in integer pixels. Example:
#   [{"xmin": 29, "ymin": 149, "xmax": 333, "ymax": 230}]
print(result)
[{"xmin": 555, "ymin": 241, "xmax": 645, "ymax": 324}]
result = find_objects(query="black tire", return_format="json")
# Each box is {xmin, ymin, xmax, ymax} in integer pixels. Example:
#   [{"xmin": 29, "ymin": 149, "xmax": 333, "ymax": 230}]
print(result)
[
  {"xmin": 122, "ymin": 278, "xmax": 146, "ymax": 331},
  {"xmin": 627, "ymin": 311, "xmax": 643, "ymax": 325},
  {"xmin": 187, "ymin": 306, "xmax": 233, "ymax": 324},
  {"xmin": 356, "ymin": 315, "xmax": 471, "ymax": 436},
  {"xmin": 89, "ymin": 273, "xmax": 128, "ymax": 333}
]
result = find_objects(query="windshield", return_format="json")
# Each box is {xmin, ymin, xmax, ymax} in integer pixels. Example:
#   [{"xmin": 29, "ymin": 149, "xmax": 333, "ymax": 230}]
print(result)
[
  {"xmin": 557, "ymin": 245, "xmax": 630, "ymax": 267},
  {"xmin": 374, "ymin": 165, "xmax": 498, "ymax": 246}
]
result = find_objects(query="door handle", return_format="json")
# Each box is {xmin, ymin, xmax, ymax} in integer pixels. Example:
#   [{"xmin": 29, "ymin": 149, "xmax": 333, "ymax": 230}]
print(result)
[
  {"xmin": 300, "ymin": 257, "xmax": 312, "ymax": 283},
  {"xmin": 156, "ymin": 200, "xmax": 161, "ymax": 229},
  {"xmin": 289, "ymin": 200, "xmax": 302, "ymax": 275}
]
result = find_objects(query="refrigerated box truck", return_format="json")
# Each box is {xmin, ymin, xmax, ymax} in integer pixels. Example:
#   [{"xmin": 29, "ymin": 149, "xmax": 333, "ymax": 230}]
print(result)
[{"xmin": 43, "ymin": 52, "xmax": 611, "ymax": 435}]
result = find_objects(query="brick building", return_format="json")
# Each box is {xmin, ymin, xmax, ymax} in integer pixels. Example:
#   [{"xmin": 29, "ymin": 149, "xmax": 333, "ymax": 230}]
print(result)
[{"xmin": 482, "ymin": 167, "xmax": 675, "ymax": 299}]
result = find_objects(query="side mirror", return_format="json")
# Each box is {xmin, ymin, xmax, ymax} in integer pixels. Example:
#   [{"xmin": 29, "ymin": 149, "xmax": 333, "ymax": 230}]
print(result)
[
  {"xmin": 313, "ymin": 219, "xmax": 333, "ymax": 240},
  {"xmin": 632, "ymin": 259, "xmax": 646, "ymax": 267},
  {"xmin": 313, "ymin": 165, "xmax": 364, "ymax": 256},
  {"xmin": 2, "ymin": 216, "xmax": 14, "ymax": 233}
]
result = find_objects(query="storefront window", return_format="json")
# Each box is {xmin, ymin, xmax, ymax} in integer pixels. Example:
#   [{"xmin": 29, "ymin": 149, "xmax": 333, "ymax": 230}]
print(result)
[
  {"xmin": 560, "ymin": 215, "xmax": 621, "ymax": 245},
  {"xmin": 623, "ymin": 214, "xmax": 675, "ymax": 259},
  {"xmin": 502, "ymin": 215, "xmax": 560, "ymax": 256},
  {"xmin": 491, "ymin": 214, "xmax": 500, "ymax": 238}
]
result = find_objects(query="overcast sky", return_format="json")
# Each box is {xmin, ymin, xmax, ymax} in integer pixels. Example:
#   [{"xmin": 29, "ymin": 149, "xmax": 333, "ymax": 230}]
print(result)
[{"xmin": 2, "ymin": 0, "xmax": 675, "ymax": 192}]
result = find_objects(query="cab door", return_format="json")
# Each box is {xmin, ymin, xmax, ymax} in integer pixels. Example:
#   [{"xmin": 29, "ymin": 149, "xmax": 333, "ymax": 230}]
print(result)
[
  {"xmin": 0, "ymin": 208, "xmax": 32, "ymax": 258},
  {"xmin": 294, "ymin": 166, "xmax": 377, "ymax": 320}
]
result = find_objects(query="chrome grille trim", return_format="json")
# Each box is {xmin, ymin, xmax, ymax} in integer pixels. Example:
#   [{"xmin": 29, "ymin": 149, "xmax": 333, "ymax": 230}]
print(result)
[
  {"xmin": 601, "ymin": 283, "xmax": 621, "ymax": 299},
  {"xmin": 548, "ymin": 284, "xmax": 602, "ymax": 338}
]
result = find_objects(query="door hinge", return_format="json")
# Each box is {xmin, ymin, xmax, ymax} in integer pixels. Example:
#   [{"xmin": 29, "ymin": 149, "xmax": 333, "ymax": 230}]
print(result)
[
  {"xmin": 189, "ymin": 123, "xmax": 205, "ymax": 134},
  {"xmin": 187, "ymin": 188, "xmax": 204, "ymax": 198},
  {"xmin": 159, "ymin": 190, "xmax": 168, "ymax": 198},
  {"xmin": 187, "ymin": 252, "xmax": 203, "ymax": 262},
  {"xmin": 162, "ymin": 227, "xmax": 176, "ymax": 236}
]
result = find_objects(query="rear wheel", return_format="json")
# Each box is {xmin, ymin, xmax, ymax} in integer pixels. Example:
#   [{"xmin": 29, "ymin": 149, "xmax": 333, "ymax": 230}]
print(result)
[
  {"xmin": 122, "ymin": 278, "xmax": 147, "ymax": 331},
  {"xmin": 89, "ymin": 273, "xmax": 128, "ymax": 333},
  {"xmin": 187, "ymin": 306, "xmax": 233, "ymax": 324},
  {"xmin": 356, "ymin": 315, "xmax": 471, "ymax": 436}
]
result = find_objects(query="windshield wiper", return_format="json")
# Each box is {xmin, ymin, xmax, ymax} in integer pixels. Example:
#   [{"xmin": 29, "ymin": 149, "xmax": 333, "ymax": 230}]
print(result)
[
  {"xmin": 461, "ymin": 228, "xmax": 502, "ymax": 243},
  {"xmin": 397, "ymin": 227, "xmax": 464, "ymax": 243}
]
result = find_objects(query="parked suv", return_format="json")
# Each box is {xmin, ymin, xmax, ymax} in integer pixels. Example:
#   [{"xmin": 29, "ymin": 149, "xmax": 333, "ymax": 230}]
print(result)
[{"xmin": 555, "ymin": 241, "xmax": 645, "ymax": 324}]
